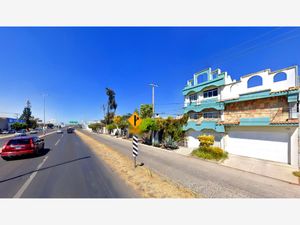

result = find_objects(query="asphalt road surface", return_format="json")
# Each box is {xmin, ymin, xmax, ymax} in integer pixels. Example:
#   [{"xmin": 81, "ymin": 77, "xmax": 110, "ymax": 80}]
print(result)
[
  {"xmin": 0, "ymin": 129, "xmax": 137, "ymax": 198},
  {"xmin": 84, "ymin": 131, "xmax": 300, "ymax": 198}
]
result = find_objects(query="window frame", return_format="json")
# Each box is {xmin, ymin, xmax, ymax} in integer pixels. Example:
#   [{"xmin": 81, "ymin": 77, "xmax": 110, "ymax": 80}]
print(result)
[
  {"xmin": 202, "ymin": 111, "xmax": 220, "ymax": 119},
  {"xmin": 203, "ymin": 88, "xmax": 218, "ymax": 99}
]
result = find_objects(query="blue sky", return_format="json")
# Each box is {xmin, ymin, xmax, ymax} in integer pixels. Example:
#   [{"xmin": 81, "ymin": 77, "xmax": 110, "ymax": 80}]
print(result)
[{"xmin": 0, "ymin": 27, "xmax": 299, "ymax": 123}]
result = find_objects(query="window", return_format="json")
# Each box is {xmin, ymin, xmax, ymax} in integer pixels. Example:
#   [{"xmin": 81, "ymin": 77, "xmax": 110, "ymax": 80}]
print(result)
[
  {"xmin": 203, "ymin": 111, "xmax": 220, "ymax": 119},
  {"xmin": 289, "ymin": 102, "xmax": 298, "ymax": 119},
  {"xmin": 189, "ymin": 94, "xmax": 197, "ymax": 102},
  {"xmin": 247, "ymin": 75, "xmax": 263, "ymax": 88},
  {"xmin": 203, "ymin": 88, "xmax": 218, "ymax": 98},
  {"xmin": 273, "ymin": 72, "xmax": 287, "ymax": 82},
  {"xmin": 189, "ymin": 112, "xmax": 199, "ymax": 120}
]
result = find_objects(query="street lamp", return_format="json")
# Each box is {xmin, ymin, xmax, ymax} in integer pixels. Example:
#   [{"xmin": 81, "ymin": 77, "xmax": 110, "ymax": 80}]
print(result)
[
  {"xmin": 149, "ymin": 83, "xmax": 158, "ymax": 145},
  {"xmin": 43, "ymin": 94, "xmax": 48, "ymax": 135}
]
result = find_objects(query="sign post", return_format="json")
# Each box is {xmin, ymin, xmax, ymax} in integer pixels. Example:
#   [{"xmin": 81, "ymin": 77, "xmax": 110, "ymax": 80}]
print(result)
[{"xmin": 128, "ymin": 112, "xmax": 143, "ymax": 168}]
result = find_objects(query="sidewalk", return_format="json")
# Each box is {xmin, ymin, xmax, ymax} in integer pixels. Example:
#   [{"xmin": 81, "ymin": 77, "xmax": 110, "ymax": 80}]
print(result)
[{"xmin": 91, "ymin": 131, "xmax": 299, "ymax": 185}]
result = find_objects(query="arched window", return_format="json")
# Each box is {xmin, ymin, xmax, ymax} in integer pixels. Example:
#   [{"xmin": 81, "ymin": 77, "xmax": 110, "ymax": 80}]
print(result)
[
  {"xmin": 247, "ymin": 75, "xmax": 263, "ymax": 88},
  {"xmin": 273, "ymin": 72, "xmax": 287, "ymax": 82}
]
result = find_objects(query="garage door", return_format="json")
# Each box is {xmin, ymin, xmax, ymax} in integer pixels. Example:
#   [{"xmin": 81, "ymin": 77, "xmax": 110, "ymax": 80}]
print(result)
[
  {"xmin": 187, "ymin": 130, "xmax": 201, "ymax": 148},
  {"xmin": 226, "ymin": 130, "xmax": 289, "ymax": 164}
]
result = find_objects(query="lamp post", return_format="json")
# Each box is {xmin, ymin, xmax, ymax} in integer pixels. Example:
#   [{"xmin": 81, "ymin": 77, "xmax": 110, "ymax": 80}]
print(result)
[
  {"xmin": 43, "ymin": 94, "xmax": 47, "ymax": 135},
  {"xmin": 149, "ymin": 83, "xmax": 158, "ymax": 145}
]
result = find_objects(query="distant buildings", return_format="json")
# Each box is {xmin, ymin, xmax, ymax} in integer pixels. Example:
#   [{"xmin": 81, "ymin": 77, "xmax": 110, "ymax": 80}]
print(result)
[{"xmin": 182, "ymin": 66, "xmax": 299, "ymax": 168}]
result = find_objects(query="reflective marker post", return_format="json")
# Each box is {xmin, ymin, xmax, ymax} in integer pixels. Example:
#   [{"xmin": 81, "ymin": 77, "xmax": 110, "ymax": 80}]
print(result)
[{"xmin": 132, "ymin": 135, "xmax": 139, "ymax": 168}]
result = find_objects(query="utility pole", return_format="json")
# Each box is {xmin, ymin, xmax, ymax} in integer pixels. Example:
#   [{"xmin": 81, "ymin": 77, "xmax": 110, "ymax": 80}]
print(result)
[
  {"xmin": 43, "ymin": 94, "xmax": 47, "ymax": 135},
  {"xmin": 149, "ymin": 83, "xmax": 158, "ymax": 145}
]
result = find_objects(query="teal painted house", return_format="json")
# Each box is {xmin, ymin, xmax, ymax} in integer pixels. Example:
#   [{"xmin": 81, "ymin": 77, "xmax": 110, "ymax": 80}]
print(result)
[{"xmin": 182, "ymin": 66, "xmax": 300, "ymax": 169}]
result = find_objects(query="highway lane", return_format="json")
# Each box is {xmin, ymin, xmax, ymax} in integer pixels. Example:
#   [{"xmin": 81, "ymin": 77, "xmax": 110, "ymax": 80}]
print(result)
[{"xmin": 0, "ymin": 129, "xmax": 137, "ymax": 198}]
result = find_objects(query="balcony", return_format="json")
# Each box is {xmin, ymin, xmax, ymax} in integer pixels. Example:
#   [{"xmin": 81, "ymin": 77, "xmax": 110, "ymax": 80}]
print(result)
[
  {"xmin": 183, "ymin": 120, "xmax": 225, "ymax": 132},
  {"xmin": 183, "ymin": 73, "xmax": 225, "ymax": 96},
  {"xmin": 184, "ymin": 98, "xmax": 224, "ymax": 113}
]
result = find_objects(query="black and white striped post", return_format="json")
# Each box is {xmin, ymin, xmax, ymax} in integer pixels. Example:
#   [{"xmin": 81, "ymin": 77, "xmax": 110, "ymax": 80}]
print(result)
[{"xmin": 132, "ymin": 135, "xmax": 139, "ymax": 168}]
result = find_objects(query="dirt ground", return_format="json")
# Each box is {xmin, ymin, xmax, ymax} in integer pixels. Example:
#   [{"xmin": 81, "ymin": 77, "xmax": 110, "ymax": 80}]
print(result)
[{"xmin": 76, "ymin": 130, "xmax": 199, "ymax": 198}]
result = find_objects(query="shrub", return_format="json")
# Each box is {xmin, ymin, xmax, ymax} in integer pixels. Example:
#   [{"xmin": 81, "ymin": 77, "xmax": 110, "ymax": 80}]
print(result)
[
  {"xmin": 192, "ymin": 145, "xmax": 228, "ymax": 161},
  {"xmin": 293, "ymin": 171, "xmax": 300, "ymax": 177},
  {"xmin": 163, "ymin": 136, "xmax": 179, "ymax": 150},
  {"xmin": 198, "ymin": 135, "xmax": 214, "ymax": 147}
]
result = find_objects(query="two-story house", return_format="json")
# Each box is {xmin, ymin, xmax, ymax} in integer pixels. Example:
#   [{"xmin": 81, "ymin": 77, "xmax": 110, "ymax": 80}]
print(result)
[{"xmin": 183, "ymin": 66, "xmax": 299, "ymax": 168}]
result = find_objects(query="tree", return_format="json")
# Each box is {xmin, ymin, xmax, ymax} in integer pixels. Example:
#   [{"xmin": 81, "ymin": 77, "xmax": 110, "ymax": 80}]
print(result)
[
  {"xmin": 11, "ymin": 122, "xmax": 27, "ymax": 131},
  {"xmin": 88, "ymin": 123, "xmax": 104, "ymax": 132},
  {"xmin": 140, "ymin": 104, "xmax": 153, "ymax": 119},
  {"xmin": 20, "ymin": 100, "xmax": 35, "ymax": 128},
  {"xmin": 105, "ymin": 88, "xmax": 118, "ymax": 125},
  {"xmin": 106, "ymin": 123, "xmax": 117, "ymax": 133}
]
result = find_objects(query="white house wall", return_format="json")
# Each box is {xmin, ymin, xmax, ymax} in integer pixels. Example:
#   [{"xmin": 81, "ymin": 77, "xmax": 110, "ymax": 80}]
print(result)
[{"xmin": 220, "ymin": 67, "xmax": 297, "ymax": 101}]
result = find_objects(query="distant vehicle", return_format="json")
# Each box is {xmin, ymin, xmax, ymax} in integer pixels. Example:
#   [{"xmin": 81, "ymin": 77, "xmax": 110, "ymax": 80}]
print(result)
[
  {"xmin": 67, "ymin": 128, "xmax": 74, "ymax": 133},
  {"xmin": 29, "ymin": 129, "xmax": 38, "ymax": 134},
  {"xmin": 56, "ymin": 129, "xmax": 63, "ymax": 134},
  {"xmin": 8, "ymin": 130, "xmax": 16, "ymax": 134},
  {"xmin": 1, "ymin": 136, "xmax": 45, "ymax": 160},
  {"xmin": 15, "ymin": 129, "xmax": 27, "ymax": 137},
  {"xmin": 1, "ymin": 130, "xmax": 9, "ymax": 134}
]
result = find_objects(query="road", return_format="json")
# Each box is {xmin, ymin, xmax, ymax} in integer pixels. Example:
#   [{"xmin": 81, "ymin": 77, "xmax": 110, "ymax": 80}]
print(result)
[
  {"xmin": 0, "ymin": 129, "xmax": 137, "ymax": 198},
  {"xmin": 84, "ymin": 131, "xmax": 300, "ymax": 198}
]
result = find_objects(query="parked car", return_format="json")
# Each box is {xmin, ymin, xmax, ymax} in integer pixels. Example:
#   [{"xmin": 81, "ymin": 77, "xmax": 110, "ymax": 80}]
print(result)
[
  {"xmin": 8, "ymin": 130, "xmax": 16, "ymax": 134},
  {"xmin": 1, "ymin": 136, "xmax": 45, "ymax": 160},
  {"xmin": 67, "ymin": 128, "xmax": 74, "ymax": 133},
  {"xmin": 56, "ymin": 129, "xmax": 63, "ymax": 134},
  {"xmin": 1, "ymin": 130, "xmax": 9, "ymax": 134},
  {"xmin": 15, "ymin": 129, "xmax": 27, "ymax": 137}
]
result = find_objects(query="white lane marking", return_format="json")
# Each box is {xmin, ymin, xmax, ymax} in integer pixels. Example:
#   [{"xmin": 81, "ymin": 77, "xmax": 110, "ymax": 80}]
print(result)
[
  {"xmin": 13, "ymin": 156, "xmax": 49, "ymax": 198},
  {"xmin": 55, "ymin": 139, "xmax": 61, "ymax": 146},
  {"xmin": 54, "ymin": 134, "xmax": 64, "ymax": 146}
]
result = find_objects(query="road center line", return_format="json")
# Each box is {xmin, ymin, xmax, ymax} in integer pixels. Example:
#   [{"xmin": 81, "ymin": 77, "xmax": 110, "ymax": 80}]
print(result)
[
  {"xmin": 13, "ymin": 156, "xmax": 49, "ymax": 198},
  {"xmin": 54, "ymin": 135, "xmax": 64, "ymax": 146},
  {"xmin": 55, "ymin": 138, "xmax": 61, "ymax": 146}
]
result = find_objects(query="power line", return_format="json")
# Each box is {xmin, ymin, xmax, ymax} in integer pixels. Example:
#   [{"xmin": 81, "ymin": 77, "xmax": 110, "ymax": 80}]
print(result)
[
  {"xmin": 211, "ymin": 28, "xmax": 300, "ymax": 67},
  {"xmin": 209, "ymin": 27, "xmax": 282, "ymax": 66}
]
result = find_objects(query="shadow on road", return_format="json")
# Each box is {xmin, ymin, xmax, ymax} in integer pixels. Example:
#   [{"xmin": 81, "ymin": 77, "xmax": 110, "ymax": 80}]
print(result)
[
  {"xmin": 3, "ymin": 148, "xmax": 51, "ymax": 161},
  {"xmin": 0, "ymin": 156, "xmax": 91, "ymax": 184}
]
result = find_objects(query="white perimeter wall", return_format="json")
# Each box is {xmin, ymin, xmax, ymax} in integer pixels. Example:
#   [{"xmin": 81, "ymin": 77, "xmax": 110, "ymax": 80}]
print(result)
[{"xmin": 221, "ymin": 67, "xmax": 297, "ymax": 101}]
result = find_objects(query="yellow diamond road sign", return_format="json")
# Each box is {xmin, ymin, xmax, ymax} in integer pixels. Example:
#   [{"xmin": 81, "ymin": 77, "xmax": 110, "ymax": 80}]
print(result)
[{"xmin": 128, "ymin": 112, "xmax": 142, "ymax": 128}]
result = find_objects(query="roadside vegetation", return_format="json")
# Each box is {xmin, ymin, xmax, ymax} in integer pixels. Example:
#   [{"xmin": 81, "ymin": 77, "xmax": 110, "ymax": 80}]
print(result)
[
  {"xmin": 87, "ymin": 88, "xmax": 189, "ymax": 150},
  {"xmin": 10, "ymin": 100, "xmax": 39, "ymax": 131},
  {"xmin": 192, "ymin": 135, "xmax": 228, "ymax": 161},
  {"xmin": 293, "ymin": 171, "xmax": 300, "ymax": 178}
]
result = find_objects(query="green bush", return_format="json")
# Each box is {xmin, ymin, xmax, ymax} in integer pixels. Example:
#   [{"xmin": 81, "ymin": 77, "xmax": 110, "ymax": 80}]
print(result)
[{"xmin": 192, "ymin": 145, "xmax": 228, "ymax": 161}]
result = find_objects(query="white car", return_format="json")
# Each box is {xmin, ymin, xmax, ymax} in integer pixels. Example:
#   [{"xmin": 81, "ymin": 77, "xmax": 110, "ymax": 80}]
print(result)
[
  {"xmin": 56, "ymin": 129, "xmax": 63, "ymax": 134},
  {"xmin": 15, "ymin": 129, "xmax": 27, "ymax": 137}
]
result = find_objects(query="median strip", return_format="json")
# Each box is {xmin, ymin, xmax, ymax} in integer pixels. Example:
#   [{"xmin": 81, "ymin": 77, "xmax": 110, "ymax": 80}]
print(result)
[{"xmin": 75, "ymin": 130, "xmax": 199, "ymax": 198}]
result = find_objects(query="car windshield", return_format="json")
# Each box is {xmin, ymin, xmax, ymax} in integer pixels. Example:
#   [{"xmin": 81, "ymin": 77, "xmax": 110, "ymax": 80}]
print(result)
[{"xmin": 8, "ymin": 139, "xmax": 31, "ymax": 145}]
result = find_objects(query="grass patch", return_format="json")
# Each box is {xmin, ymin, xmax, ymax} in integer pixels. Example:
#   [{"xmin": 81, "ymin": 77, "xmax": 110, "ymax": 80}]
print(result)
[
  {"xmin": 192, "ymin": 146, "xmax": 228, "ymax": 161},
  {"xmin": 293, "ymin": 171, "xmax": 300, "ymax": 177}
]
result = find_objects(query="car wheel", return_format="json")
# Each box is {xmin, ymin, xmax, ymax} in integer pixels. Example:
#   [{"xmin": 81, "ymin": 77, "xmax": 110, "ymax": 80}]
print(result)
[{"xmin": 1, "ymin": 156, "xmax": 10, "ymax": 161}]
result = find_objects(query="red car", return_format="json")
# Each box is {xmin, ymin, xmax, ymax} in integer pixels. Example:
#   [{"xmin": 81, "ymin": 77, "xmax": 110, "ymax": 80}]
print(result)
[{"xmin": 1, "ymin": 136, "xmax": 45, "ymax": 160}]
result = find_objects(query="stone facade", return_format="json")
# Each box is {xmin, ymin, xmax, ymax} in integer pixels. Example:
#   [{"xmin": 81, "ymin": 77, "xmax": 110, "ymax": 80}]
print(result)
[{"xmin": 223, "ymin": 96, "xmax": 289, "ymax": 124}]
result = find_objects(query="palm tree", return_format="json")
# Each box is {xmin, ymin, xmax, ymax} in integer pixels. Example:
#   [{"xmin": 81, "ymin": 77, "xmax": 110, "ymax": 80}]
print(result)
[{"xmin": 105, "ymin": 88, "xmax": 118, "ymax": 124}]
